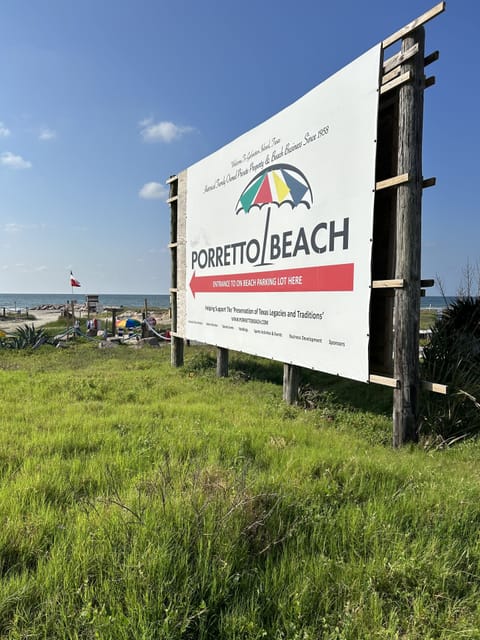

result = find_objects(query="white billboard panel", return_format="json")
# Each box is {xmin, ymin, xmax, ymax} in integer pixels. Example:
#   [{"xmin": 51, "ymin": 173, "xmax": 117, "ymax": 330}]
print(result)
[{"xmin": 184, "ymin": 45, "xmax": 381, "ymax": 382}]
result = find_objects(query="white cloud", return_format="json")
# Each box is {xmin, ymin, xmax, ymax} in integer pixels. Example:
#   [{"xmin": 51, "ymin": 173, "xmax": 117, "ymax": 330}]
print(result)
[
  {"xmin": 139, "ymin": 181, "xmax": 168, "ymax": 200},
  {"xmin": 4, "ymin": 223, "xmax": 45, "ymax": 233},
  {"xmin": 0, "ymin": 152, "xmax": 32, "ymax": 169},
  {"xmin": 0, "ymin": 122, "xmax": 10, "ymax": 137},
  {"xmin": 4, "ymin": 223, "xmax": 25, "ymax": 233},
  {"xmin": 11, "ymin": 263, "xmax": 48, "ymax": 273},
  {"xmin": 139, "ymin": 118, "xmax": 194, "ymax": 143},
  {"xmin": 39, "ymin": 128, "xmax": 56, "ymax": 141}
]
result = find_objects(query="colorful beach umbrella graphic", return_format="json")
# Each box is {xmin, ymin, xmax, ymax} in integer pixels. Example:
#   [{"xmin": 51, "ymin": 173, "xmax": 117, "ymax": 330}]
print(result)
[
  {"xmin": 235, "ymin": 163, "xmax": 313, "ymax": 266},
  {"xmin": 235, "ymin": 163, "xmax": 313, "ymax": 215}
]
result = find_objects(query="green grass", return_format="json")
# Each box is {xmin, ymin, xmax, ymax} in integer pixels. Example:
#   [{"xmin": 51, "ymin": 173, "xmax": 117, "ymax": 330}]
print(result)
[
  {"xmin": 0, "ymin": 343, "xmax": 479, "ymax": 638},
  {"xmin": 420, "ymin": 309, "xmax": 438, "ymax": 331}
]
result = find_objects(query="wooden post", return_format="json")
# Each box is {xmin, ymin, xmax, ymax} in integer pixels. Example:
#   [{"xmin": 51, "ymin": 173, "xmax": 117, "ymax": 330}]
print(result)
[
  {"xmin": 168, "ymin": 176, "xmax": 184, "ymax": 367},
  {"xmin": 283, "ymin": 364, "xmax": 300, "ymax": 404},
  {"xmin": 392, "ymin": 27, "xmax": 425, "ymax": 446},
  {"xmin": 142, "ymin": 298, "xmax": 148, "ymax": 338},
  {"xmin": 112, "ymin": 309, "xmax": 117, "ymax": 336},
  {"xmin": 216, "ymin": 347, "xmax": 229, "ymax": 377},
  {"xmin": 171, "ymin": 335, "xmax": 184, "ymax": 367}
]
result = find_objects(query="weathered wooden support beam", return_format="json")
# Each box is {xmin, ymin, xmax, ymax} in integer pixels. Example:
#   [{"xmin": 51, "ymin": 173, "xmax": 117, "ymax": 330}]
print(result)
[
  {"xmin": 392, "ymin": 27, "xmax": 425, "ymax": 447},
  {"xmin": 283, "ymin": 364, "xmax": 300, "ymax": 404},
  {"xmin": 168, "ymin": 176, "xmax": 184, "ymax": 368},
  {"xmin": 171, "ymin": 336, "xmax": 184, "ymax": 367},
  {"xmin": 111, "ymin": 308, "xmax": 117, "ymax": 336},
  {"xmin": 216, "ymin": 347, "xmax": 229, "ymax": 377},
  {"xmin": 422, "ymin": 177, "xmax": 436, "ymax": 188}
]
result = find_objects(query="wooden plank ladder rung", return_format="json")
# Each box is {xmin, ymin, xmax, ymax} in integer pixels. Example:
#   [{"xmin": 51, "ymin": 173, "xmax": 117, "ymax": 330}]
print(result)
[
  {"xmin": 425, "ymin": 76, "xmax": 436, "ymax": 88},
  {"xmin": 371, "ymin": 279, "xmax": 433, "ymax": 289},
  {"xmin": 369, "ymin": 375, "xmax": 400, "ymax": 389},
  {"xmin": 422, "ymin": 177, "xmax": 436, "ymax": 188},
  {"xmin": 420, "ymin": 278, "xmax": 435, "ymax": 289},
  {"xmin": 421, "ymin": 279, "xmax": 435, "ymax": 288},
  {"xmin": 383, "ymin": 43, "xmax": 419, "ymax": 74},
  {"xmin": 424, "ymin": 50, "xmax": 440, "ymax": 66},
  {"xmin": 369, "ymin": 376, "xmax": 448, "ymax": 395},
  {"xmin": 165, "ymin": 175, "xmax": 178, "ymax": 184},
  {"xmin": 372, "ymin": 279, "xmax": 405, "ymax": 289},
  {"xmin": 421, "ymin": 380, "xmax": 448, "ymax": 395},
  {"xmin": 166, "ymin": 196, "xmax": 178, "ymax": 204},
  {"xmin": 382, "ymin": 67, "xmax": 402, "ymax": 85},
  {"xmin": 381, "ymin": 49, "xmax": 439, "ymax": 85},
  {"xmin": 375, "ymin": 173, "xmax": 409, "ymax": 190},
  {"xmin": 168, "ymin": 242, "xmax": 178, "ymax": 249},
  {"xmin": 382, "ymin": 2, "xmax": 446, "ymax": 49},
  {"xmin": 380, "ymin": 71, "xmax": 411, "ymax": 95}
]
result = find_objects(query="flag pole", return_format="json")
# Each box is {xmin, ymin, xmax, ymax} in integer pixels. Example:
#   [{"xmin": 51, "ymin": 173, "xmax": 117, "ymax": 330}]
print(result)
[
  {"xmin": 69, "ymin": 271, "xmax": 81, "ymax": 334},
  {"xmin": 70, "ymin": 273, "xmax": 74, "ymax": 332}
]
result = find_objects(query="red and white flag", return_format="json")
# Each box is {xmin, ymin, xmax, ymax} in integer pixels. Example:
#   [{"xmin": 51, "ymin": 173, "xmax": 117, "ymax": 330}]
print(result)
[{"xmin": 70, "ymin": 271, "xmax": 81, "ymax": 287}]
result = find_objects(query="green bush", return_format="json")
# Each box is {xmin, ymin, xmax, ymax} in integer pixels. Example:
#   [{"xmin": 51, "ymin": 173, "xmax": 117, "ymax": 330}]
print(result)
[{"xmin": 420, "ymin": 297, "xmax": 480, "ymax": 443}]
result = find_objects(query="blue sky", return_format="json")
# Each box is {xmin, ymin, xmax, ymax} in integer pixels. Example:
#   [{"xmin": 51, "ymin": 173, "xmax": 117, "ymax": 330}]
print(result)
[{"xmin": 0, "ymin": 0, "xmax": 476, "ymax": 294}]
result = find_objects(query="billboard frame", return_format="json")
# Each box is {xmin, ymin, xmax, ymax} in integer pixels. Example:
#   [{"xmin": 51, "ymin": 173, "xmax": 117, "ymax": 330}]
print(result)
[{"xmin": 166, "ymin": 2, "xmax": 446, "ymax": 447}]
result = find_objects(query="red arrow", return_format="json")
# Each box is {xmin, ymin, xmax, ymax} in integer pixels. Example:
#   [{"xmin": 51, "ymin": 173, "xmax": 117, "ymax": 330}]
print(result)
[{"xmin": 189, "ymin": 263, "xmax": 354, "ymax": 297}]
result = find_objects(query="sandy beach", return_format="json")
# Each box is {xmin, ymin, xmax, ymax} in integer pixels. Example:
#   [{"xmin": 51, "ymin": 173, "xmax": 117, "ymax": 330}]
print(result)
[
  {"xmin": 0, "ymin": 309, "xmax": 62, "ymax": 335},
  {"xmin": 0, "ymin": 306, "xmax": 171, "ymax": 337}
]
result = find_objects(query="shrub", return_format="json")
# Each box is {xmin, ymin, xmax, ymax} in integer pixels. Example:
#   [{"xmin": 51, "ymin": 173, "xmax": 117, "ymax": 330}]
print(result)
[
  {"xmin": 420, "ymin": 297, "xmax": 480, "ymax": 443},
  {"xmin": 0, "ymin": 324, "xmax": 50, "ymax": 350}
]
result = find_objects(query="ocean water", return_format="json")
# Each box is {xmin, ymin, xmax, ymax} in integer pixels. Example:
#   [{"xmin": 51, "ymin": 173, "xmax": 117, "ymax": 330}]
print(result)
[
  {"xmin": 0, "ymin": 293, "xmax": 455, "ymax": 313},
  {"xmin": 0, "ymin": 293, "xmax": 170, "ymax": 312},
  {"xmin": 420, "ymin": 295, "xmax": 457, "ymax": 309}
]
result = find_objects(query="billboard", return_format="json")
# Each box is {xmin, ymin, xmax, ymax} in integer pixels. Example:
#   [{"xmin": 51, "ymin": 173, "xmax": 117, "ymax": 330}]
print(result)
[{"xmin": 184, "ymin": 44, "xmax": 381, "ymax": 382}]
